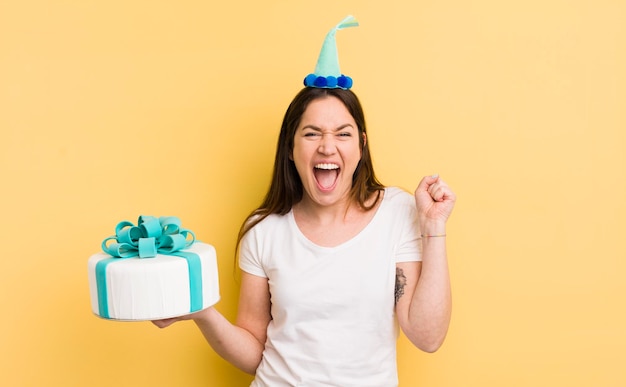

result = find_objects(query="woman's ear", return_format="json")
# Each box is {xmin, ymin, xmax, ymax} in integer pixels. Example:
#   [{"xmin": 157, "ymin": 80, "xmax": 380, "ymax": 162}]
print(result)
[{"xmin": 362, "ymin": 132, "xmax": 367, "ymax": 148}]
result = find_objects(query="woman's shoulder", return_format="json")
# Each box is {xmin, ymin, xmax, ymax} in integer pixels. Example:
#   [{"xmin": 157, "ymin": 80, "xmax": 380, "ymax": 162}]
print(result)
[
  {"xmin": 383, "ymin": 186, "xmax": 415, "ymax": 205},
  {"xmin": 246, "ymin": 211, "xmax": 292, "ymax": 233}
]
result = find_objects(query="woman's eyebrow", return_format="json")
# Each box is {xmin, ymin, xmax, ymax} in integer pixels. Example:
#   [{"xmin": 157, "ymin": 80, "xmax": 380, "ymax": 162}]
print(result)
[{"xmin": 300, "ymin": 123, "xmax": 355, "ymax": 131}]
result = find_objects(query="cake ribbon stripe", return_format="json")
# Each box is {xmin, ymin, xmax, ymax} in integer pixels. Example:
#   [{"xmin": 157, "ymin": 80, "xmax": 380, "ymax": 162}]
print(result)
[
  {"xmin": 170, "ymin": 251, "xmax": 204, "ymax": 312},
  {"xmin": 96, "ymin": 216, "xmax": 203, "ymax": 319}
]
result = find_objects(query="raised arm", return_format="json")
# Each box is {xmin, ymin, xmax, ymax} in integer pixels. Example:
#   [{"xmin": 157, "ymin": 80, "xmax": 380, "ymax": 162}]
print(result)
[
  {"xmin": 153, "ymin": 271, "xmax": 271, "ymax": 374},
  {"xmin": 395, "ymin": 174, "xmax": 456, "ymax": 352}
]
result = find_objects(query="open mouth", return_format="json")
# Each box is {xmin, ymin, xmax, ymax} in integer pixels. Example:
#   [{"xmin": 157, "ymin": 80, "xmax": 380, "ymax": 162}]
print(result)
[{"xmin": 314, "ymin": 163, "xmax": 339, "ymax": 190}]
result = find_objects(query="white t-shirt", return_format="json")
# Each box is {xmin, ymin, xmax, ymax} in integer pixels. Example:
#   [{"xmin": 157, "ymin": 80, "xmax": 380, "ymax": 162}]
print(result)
[{"xmin": 239, "ymin": 187, "xmax": 422, "ymax": 387}]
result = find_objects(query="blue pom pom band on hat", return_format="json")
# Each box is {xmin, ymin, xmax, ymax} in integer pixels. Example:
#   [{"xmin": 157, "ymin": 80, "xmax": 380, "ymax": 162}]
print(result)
[
  {"xmin": 304, "ymin": 74, "xmax": 353, "ymax": 89},
  {"xmin": 303, "ymin": 15, "xmax": 359, "ymax": 90}
]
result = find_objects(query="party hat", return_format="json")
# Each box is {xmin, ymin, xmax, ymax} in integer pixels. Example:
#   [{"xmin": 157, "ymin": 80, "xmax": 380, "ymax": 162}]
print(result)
[{"xmin": 304, "ymin": 15, "xmax": 359, "ymax": 89}]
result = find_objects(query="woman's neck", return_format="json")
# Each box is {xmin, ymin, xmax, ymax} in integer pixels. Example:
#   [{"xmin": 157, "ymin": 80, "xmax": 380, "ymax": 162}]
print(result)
[
  {"xmin": 294, "ymin": 194, "xmax": 355, "ymax": 225},
  {"xmin": 292, "ymin": 190, "xmax": 383, "ymax": 247}
]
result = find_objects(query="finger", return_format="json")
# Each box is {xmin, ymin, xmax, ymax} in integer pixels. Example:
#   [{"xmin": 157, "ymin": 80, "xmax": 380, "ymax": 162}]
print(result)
[
  {"xmin": 433, "ymin": 186, "xmax": 446, "ymax": 202},
  {"xmin": 428, "ymin": 182, "xmax": 439, "ymax": 196},
  {"xmin": 429, "ymin": 177, "xmax": 451, "ymax": 198},
  {"xmin": 435, "ymin": 184, "xmax": 456, "ymax": 203},
  {"xmin": 151, "ymin": 318, "xmax": 177, "ymax": 328},
  {"xmin": 416, "ymin": 174, "xmax": 440, "ymax": 194}
]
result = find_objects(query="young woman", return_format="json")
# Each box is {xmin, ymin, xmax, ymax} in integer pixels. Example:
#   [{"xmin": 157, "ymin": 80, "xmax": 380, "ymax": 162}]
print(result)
[{"xmin": 154, "ymin": 86, "xmax": 456, "ymax": 386}]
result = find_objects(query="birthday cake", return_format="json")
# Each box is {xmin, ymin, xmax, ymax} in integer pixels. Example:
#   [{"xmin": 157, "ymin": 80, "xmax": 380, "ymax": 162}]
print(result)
[{"xmin": 87, "ymin": 216, "xmax": 220, "ymax": 321}]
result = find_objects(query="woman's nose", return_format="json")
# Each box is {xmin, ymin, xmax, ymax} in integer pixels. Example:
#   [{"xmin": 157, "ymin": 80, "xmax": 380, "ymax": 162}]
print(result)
[{"xmin": 317, "ymin": 133, "xmax": 336, "ymax": 154}]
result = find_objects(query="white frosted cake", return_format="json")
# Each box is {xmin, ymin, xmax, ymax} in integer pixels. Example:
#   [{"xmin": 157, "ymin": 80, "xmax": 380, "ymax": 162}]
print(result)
[{"xmin": 88, "ymin": 242, "xmax": 220, "ymax": 321}]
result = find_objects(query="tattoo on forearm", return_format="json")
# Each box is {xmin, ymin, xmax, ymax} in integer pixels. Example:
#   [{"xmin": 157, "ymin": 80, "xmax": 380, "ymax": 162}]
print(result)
[{"xmin": 395, "ymin": 267, "xmax": 407, "ymax": 304}]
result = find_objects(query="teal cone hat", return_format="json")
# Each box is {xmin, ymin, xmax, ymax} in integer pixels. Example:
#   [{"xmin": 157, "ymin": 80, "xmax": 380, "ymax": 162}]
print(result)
[{"xmin": 304, "ymin": 15, "xmax": 359, "ymax": 89}]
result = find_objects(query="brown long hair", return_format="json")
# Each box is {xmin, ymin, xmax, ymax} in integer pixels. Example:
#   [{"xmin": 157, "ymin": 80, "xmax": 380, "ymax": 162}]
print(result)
[{"xmin": 236, "ymin": 87, "xmax": 385, "ymax": 251}]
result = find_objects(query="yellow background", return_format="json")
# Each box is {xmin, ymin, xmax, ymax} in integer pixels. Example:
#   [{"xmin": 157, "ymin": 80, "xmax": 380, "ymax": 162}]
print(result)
[{"xmin": 1, "ymin": 0, "xmax": 624, "ymax": 386}]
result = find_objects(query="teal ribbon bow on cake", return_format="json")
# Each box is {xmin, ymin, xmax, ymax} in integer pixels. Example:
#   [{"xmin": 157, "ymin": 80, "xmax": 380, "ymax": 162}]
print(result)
[
  {"xmin": 101, "ymin": 215, "xmax": 195, "ymax": 258},
  {"xmin": 95, "ymin": 216, "xmax": 203, "ymax": 319}
]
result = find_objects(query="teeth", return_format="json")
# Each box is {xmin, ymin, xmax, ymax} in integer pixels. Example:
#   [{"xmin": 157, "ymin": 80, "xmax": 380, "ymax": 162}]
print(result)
[{"xmin": 315, "ymin": 163, "xmax": 339, "ymax": 170}]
